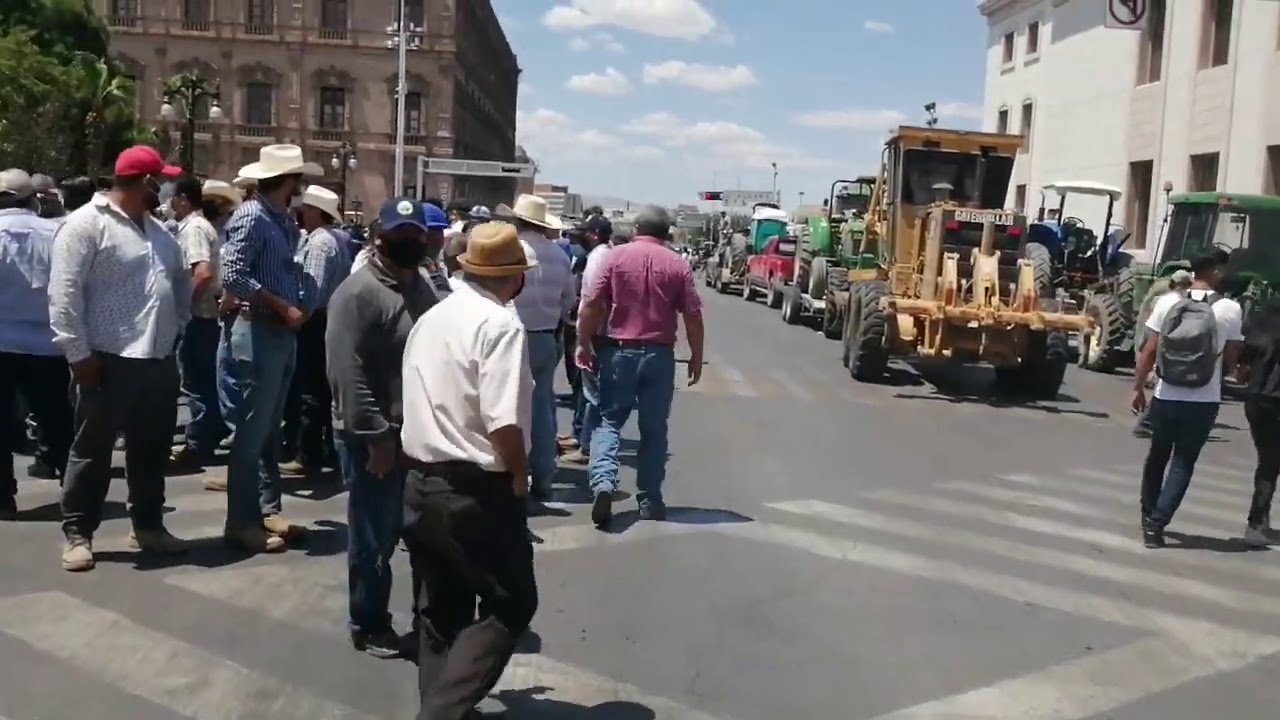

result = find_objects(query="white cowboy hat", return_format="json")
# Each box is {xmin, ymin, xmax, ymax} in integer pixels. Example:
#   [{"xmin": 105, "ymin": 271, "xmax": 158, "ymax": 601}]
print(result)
[
  {"xmin": 510, "ymin": 194, "xmax": 564, "ymax": 230},
  {"xmin": 237, "ymin": 144, "xmax": 325, "ymax": 180},
  {"xmin": 231, "ymin": 175, "xmax": 257, "ymax": 189},
  {"xmin": 202, "ymin": 179, "xmax": 243, "ymax": 208},
  {"xmin": 300, "ymin": 186, "xmax": 340, "ymax": 221}
]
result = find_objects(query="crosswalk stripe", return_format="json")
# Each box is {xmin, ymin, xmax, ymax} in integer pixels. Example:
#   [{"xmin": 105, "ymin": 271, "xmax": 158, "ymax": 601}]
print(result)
[
  {"xmin": 865, "ymin": 490, "xmax": 1280, "ymax": 583},
  {"xmin": 994, "ymin": 473, "xmax": 1246, "ymax": 527},
  {"xmin": 0, "ymin": 591, "xmax": 378, "ymax": 720},
  {"xmin": 767, "ymin": 369, "xmax": 813, "ymax": 402},
  {"xmin": 1079, "ymin": 468, "xmax": 1247, "ymax": 506},
  {"xmin": 768, "ymin": 499, "xmax": 1278, "ymax": 616}
]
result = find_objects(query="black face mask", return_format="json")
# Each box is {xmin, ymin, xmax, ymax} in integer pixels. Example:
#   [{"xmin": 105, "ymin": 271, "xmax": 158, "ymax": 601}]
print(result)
[
  {"xmin": 383, "ymin": 237, "xmax": 429, "ymax": 269},
  {"xmin": 144, "ymin": 178, "xmax": 162, "ymax": 212},
  {"xmin": 510, "ymin": 273, "xmax": 526, "ymax": 300}
]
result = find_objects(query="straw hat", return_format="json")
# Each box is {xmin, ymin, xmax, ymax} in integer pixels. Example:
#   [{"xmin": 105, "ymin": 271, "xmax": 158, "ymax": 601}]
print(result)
[
  {"xmin": 300, "ymin": 186, "xmax": 340, "ymax": 221},
  {"xmin": 231, "ymin": 176, "xmax": 257, "ymax": 190},
  {"xmin": 202, "ymin": 179, "xmax": 243, "ymax": 208},
  {"xmin": 237, "ymin": 144, "xmax": 325, "ymax": 180},
  {"xmin": 510, "ymin": 194, "xmax": 564, "ymax": 230},
  {"xmin": 459, "ymin": 221, "xmax": 538, "ymax": 277}
]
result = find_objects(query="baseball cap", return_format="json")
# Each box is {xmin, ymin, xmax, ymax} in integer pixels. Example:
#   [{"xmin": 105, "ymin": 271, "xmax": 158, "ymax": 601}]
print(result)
[
  {"xmin": 115, "ymin": 145, "xmax": 182, "ymax": 178},
  {"xmin": 30, "ymin": 173, "xmax": 56, "ymax": 195},
  {"xmin": 379, "ymin": 196, "xmax": 431, "ymax": 232},
  {"xmin": 469, "ymin": 205, "xmax": 492, "ymax": 220},
  {"xmin": 423, "ymin": 202, "xmax": 450, "ymax": 229},
  {"xmin": 0, "ymin": 168, "xmax": 35, "ymax": 198}
]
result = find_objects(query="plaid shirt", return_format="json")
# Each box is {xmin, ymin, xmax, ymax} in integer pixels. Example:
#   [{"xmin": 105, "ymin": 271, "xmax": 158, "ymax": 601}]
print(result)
[{"xmin": 221, "ymin": 198, "xmax": 301, "ymax": 309}]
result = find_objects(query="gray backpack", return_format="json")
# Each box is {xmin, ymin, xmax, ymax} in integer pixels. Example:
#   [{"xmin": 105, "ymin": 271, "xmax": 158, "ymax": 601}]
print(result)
[{"xmin": 1156, "ymin": 291, "xmax": 1221, "ymax": 387}]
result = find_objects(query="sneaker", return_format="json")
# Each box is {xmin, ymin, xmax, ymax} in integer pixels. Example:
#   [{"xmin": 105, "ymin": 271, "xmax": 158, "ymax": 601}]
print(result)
[
  {"xmin": 1142, "ymin": 525, "xmax": 1164, "ymax": 548},
  {"xmin": 202, "ymin": 474, "xmax": 227, "ymax": 492},
  {"xmin": 26, "ymin": 460, "xmax": 58, "ymax": 480},
  {"xmin": 0, "ymin": 496, "xmax": 17, "ymax": 521},
  {"xmin": 278, "ymin": 459, "xmax": 307, "ymax": 475},
  {"xmin": 262, "ymin": 514, "xmax": 295, "ymax": 538},
  {"xmin": 638, "ymin": 504, "xmax": 667, "ymax": 521},
  {"xmin": 128, "ymin": 528, "xmax": 188, "ymax": 554},
  {"xmin": 61, "ymin": 536, "xmax": 95, "ymax": 571},
  {"xmin": 556, "ymin": 435, "xmax": 580, "ymax": 451},
  {"xmin": 591, "ymin": 490, "xmax": 612, "ymax": 528},
  {"xmin": 223, "ymin": 525, "xmax": 286, "ymax": 554},
  {"xmin": 1243, "ymin": 525, "xmax": 1272, "ymax": 547},
  {"xmin": 218, "ymin": 434, "xmax": 235, "ymax": 451},
  {"xmin": 559, "ymin": 449, "xmax": 589, "ymax": 465},
  {"xmin": 168, "ymin": 447, "xmax": 207, "ymax": 473},
  {"xmin": 350, "ymin": 629, "xmax": 403, "ymax": 659}
]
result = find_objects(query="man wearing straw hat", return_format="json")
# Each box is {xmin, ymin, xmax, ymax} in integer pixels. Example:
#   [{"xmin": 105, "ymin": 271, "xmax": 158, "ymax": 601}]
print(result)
[
  {"xmin": 401, "ymin": 220, "xmax": 538, "ymax": 719},
  {"xmin": 220, "ymin": 144, "xmax": 323, "ymax": 554}
]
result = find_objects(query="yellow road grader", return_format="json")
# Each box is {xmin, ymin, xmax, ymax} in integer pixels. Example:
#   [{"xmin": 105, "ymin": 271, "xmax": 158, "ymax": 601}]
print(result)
[{"xmin": 832, "ymin": 125, "xmax": 1094, "ymax": 399}]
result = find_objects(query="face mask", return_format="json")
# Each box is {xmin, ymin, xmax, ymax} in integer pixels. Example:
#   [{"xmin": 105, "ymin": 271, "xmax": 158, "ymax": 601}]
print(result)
[
  {"xmin": 383, "ymin": 237, "xmax": 429, "ymax": 269},
  {"xmin": 510, "ymin": 273, "xmax": 526, "ymax": 300}
]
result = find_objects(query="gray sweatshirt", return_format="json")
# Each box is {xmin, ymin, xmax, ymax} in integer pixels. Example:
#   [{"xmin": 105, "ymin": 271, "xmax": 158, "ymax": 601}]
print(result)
[{"xmin": 325, "ymin": 256, "xmax": 436, "ymax": 440}]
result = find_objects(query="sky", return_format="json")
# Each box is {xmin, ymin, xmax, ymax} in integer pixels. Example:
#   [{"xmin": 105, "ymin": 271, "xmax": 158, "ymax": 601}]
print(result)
[{"xmin": 492, "ymin": 0, "xmax": 991, "ymax": 208}]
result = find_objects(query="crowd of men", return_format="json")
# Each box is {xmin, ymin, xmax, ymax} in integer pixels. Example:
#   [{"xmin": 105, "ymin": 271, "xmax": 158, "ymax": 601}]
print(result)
[{"xmin": 0, "ymin": 142, "xmax": 705, "ymax": 718}]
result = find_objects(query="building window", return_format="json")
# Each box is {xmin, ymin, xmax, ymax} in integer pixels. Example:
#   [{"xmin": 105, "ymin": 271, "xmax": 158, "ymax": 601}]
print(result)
[
  {"xmin": 1188, "ymin": 152, "xmax": 1220, "ymax": 192},
  {"xmin": 109, "ymin": 0, "xmax": 138, "ymax": 27},
  {"xmin": 244, "ymin": 82, "xmax": 274, "ymax": 126},
  {"xmin": 1137, "ymin": 0, "xmax": 1166, "ymax": 85},
  {"xmin": 996, "ymin": 107, "xmax": 1009, "ymax": 134},
  {"xmin": 1001, "ymin": 31, "xmax": 1015, "ymax": 65},
  {"xmin": 1020, "ymin": 101, "xmax": 1034, "ymax": 151},
  {"xmin": 1265, "ymin": 146, "xmax": 1280, "ymax": 195},
  {"xmin": 1014, "ymin": 184, "xmax": 1027, "ymax": 212},
  {"xmin": 1200, "ymin": 0, "xmax": 1233, "ymax": 69},
  {"xmin": 1127, "ymin": 161, "xmax": 1153, "ymax": 249},
  {"xmin": 396, "ymin": 91, "xmax": 424, "ymax": 138},
  {"xmin": 320, "ymin": 0, "xmax": 348, "ymax": 39},
  {"xmin": 246, "ymin": 0, "xmax": 274, "ymax": 34},
  {"xmin": 397, "ymin": 0, "xmax": 425, "ymax": 28},
  {"xmin": 1026, "ymin": 22, "xmax": 1040, "ymax": 57},
  {"xmin": 183, "ymin": 0, "xmax": 211, "ymax": 31},
  {"xmin": 318, "ymin": 86, "xmax": 346, "ymax": 130}
]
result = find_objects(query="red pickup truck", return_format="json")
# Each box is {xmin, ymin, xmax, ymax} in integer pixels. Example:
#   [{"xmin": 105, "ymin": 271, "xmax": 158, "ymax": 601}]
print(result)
[{"xmin": 741, "ymin": 237, "xmax": 797, "ymax": 309}]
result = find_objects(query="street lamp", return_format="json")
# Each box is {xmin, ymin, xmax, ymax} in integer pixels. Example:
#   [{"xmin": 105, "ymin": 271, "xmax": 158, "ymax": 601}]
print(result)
[
  {"xmin": 386, "ymin": 0, "xmax": 424, "ymax": 197},
  {"xmin": 160, "ymin": 72, "xmax": 222, "ymax": 174},
  {"xmin": 330, "ymin": 141, "xmax": 357, "ymax": 216}
]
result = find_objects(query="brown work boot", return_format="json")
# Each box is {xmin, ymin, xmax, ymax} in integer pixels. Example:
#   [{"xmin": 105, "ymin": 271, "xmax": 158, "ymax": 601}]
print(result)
[
  {"xmin": 560, "ymin": 449, "xmax": 589, "ymax": 465},
  {"xmin": 61, "ymin": 537, "xmax": 95, "ymax": 572},
  {"xmin": 262, "ymin": 514, "xmax": 296, "ymax": 538},
  {"xmin": 223, "ymin": 525, "xmax": 286, "ymax": 554},
  {"xmin": 128, "ymin": 527, "xmax": 188, "ymax": 554},
  {"xmin": 202, "ymin": 475, "xmax": 227, "ymax": 492},
  {"xmin": 556, "ymin": 435, "xmax": 580, "ymax": 451}
]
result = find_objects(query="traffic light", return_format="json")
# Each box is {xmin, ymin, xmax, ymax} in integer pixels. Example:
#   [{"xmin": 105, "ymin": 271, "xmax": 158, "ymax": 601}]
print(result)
[{"xmin": 700, "ymin": 191, "xmax": 723, "ymax": 201}]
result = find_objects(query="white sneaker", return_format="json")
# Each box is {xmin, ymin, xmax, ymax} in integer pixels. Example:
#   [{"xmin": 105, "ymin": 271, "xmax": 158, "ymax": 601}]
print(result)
[{"xmin": 1242, "ymin": 525, "xmax": 1271, "ymax": 547}]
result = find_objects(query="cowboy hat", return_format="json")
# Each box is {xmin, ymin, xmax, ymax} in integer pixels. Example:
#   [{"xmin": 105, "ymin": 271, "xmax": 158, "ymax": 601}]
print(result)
[
  {"xmin": 510, "ymin": 194, "xmax": 564, "ymax": 230},
  {"xmin": 300, "ymin": 186, "xmax": 340, "ymax": 221},
  {"xmin": 237, "ymin": 144, "xmax": 325, "ymax": 180},
  {"xmin": 202, "ymin": 179, "xmax": 243, "ymax": 208},
  {"xmin": 458, "ymin": 221, "xmax": 538, "ymax": 277},
  {"xmin": 231, "ymin": 175, "xmax": 257, "ymax": 189}
]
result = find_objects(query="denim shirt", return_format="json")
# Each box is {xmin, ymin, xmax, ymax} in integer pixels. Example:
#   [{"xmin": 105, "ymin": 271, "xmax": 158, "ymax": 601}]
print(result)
[{"xmin": 0, "ymin": 208, "xmax": 62, "ymax": 355}]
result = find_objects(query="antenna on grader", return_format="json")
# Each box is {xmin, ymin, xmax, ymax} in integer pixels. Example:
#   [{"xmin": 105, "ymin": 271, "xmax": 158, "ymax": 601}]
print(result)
[{"xmin": 924, "ymin": 102, "xmax": 938, "ymax": 128}]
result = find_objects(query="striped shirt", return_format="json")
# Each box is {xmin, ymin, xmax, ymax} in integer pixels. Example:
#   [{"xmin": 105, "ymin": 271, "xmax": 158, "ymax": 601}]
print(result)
[
  {"xmin": 297, "ymin": 226, "xmax": 348, "ymax": 311},
  {"xmin": 221, "ymin": 198, "xmax": 301, "ymax": 309}
]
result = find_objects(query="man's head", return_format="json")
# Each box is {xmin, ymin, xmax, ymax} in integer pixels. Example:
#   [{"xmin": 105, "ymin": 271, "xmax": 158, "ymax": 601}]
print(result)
[
  {"xmin": 459, "ymin": 221, "xmax": 536, "ymax": 303},
  {"xmin": 200, "ymin": 179, "xmax": 242, "ymax": 223},
  {"xmin": 113, "ymin": 145, "xmax": 182, "ymax": 213},
  {"xmin": 634, "ymin": 205, "xmax": 672, "ymax": 241},
  {"xmin": 580, "ymin": 215, "xmax": 613, "ymax": 248},
  {"xmin": 0, "ymin": 168, "xmax": 37, "ymax": 211},
  {"xmin": 298, "ymin": 186, "xmax": 340, "ymax": 231},
  {"xmin": 421, "ymin": 203, "xmax": 451, "ymax": 257},
  {"xmin": 376, "ymin": 197, "xmax": 434, "ymax": 270},
  {"xmin": 169, "ymin": 174, "xmax": 203, "ymax": 220},
  {"xmin": 469, "ymin": 205, "xmax": 492, "ymax": 223},
  {"xmin": 446, "ymin": 200, "xmax": 470, "ymax": 223},
  {"xmin": 237, "ymin": 144, "xmax": 321, "ymax": 205},
  {"xmin": 1189, "ymin": 251, "xmax": 1228, "ymax": 289},
  {"xmin": 29, "ymin": 173, "xmax": 64, "ymax": 217},
  {"xmin": 58, "ymin": 176, "xmax": 95, "ymax": 212}
]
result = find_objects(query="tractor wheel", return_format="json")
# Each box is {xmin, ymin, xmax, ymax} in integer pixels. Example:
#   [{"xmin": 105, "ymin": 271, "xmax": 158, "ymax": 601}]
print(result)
[
  {"xmin": 766, "ymin": 280, "xmax": 784, "ymax": 309},
  {"xmin": 821, "ymin": 291, "xmax": 843, "ymax": 340},
  {"xmin": 796, "ymin": 247, "xmax": 813, "ymax": 294},
  {"xmin": 1079, "ymin": 292, "xmax": 1126, "ymax": 372},
  {"xmin": 781, "ymin": 286, "xmax": 803, "ymax": 325},
  {"xmin": 841, "ymin": 291, "xmax": 858, "ymax": 368},
  {"xmin": 996, "ymin": 330, "xmax": 1069, "ymax": 399},
  {"xmin": 848, "ymin": 281, "xmax": 890, "ymax": 382},
  {"xmin": 826, "ymin": 264, "xmax": 850, "ymax": 294},
  {"xmin": 809, "ymin": 257, "xmax": 830, "ymax": 298},
  {"xmin": 1023, "ymin": 242, "xmax": 1054, "ymax": 298}
]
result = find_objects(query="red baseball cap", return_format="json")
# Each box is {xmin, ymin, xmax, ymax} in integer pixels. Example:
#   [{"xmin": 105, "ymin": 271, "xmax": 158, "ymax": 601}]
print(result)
[{"xmin": 114, "ymin": 145, "xmax": 182, "ymax": 178}]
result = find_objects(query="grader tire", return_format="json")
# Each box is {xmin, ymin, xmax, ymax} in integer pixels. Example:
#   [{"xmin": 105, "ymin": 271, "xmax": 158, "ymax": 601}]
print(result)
[
  {"xmin": 848, "ymin": 281, "xmax": 890, "ymax": 382},
  {"xmin": 1080, "ymin": 292, "xmax": 1127, "ymax": 372},
  {"xmin": 996, "ymin": 330, "xmax": 1069, "ymax": 400},
  {"xmin": 1023, "ymin": 242, "xmax": 1054, "ymax": 298}
]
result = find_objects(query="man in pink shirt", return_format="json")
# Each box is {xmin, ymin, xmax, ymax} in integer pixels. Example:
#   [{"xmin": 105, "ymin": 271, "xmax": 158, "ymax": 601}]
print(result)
[{"xmin": 575, "ymin": 206, "xmax": 705, "ymax": 528}]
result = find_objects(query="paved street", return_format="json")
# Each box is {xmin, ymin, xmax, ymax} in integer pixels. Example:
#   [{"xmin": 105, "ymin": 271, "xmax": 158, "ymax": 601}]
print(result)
[{"xmin": 1, "ymin": 287, "xmax": 1277, "ymax": 720}]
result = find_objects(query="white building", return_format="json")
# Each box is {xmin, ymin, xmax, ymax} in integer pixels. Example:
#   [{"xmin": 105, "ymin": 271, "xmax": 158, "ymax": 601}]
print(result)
[
  {"xmin": 533, "ymin": 183, "xmax": 584, "ymax": 220},
  {"xmin": 979, "ymin": 0, "xmax": 1280, "ymax": 254}
]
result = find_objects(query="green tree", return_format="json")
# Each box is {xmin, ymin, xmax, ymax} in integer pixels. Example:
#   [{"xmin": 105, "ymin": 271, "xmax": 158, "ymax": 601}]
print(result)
[{"xmin": 0, "ymin": 30, "xmax": 79, "ymax": 175}]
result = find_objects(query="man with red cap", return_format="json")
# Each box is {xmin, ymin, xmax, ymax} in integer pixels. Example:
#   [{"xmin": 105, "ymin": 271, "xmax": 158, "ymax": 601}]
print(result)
[{"xmin": 48, "ymin": 145, "xmax": 192, "ymax": 572}]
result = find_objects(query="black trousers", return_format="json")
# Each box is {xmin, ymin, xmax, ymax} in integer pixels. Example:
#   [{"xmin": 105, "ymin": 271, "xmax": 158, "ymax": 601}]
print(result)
[
  {"xmin": 1245, "ymin": 397, "xmax": 1280, "ymax": 528},
  {"xmin": 0, "ymin": 352, "xmax": 73, "ymax": 499},
  {"xmin": 61, "ymin": 354, "xmax": 179, "ymax": 538},
  {"xmin": 282, "ymin": 309, "xmax": 332, "ymax": 467},
  {"xmin": 402, "ymin": 461, "xmax": 538, "ymax": 720},
  {"xmin": 561, "ymin": 322, "xmax": 581, "ymax": 397}
]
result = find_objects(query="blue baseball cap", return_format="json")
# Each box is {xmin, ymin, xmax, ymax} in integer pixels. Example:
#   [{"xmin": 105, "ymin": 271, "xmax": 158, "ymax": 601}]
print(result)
[
  {"xmin": 421, "ymin": 202, "xmax": 450, "ymax": 229},
  {"xmin": 379, "ymin": 197, "xmax": 430, "ymax": 232}
]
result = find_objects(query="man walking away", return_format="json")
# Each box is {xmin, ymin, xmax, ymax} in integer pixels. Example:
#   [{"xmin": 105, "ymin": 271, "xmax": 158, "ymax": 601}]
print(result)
[
  {"xmin": 1241, "ymin": 314, "xmax": 1280, "ymax": 546},
  {"xmin": 561, "ymin": 215, "xmax": 612, "ymax": 466},
  {"xmin": 509, "ymin": 194, "xmax": 574, "ymax": 499},
  {"xmin": 401, "ymin": 221, "xmax": 538, "ymax": 720},
  {"xmin": 49, "ymin": 146, "xmax": 192, "ymax": 571},
  {"xmin": 221, "ymin": 144, "xmax": 323, "ymax": 553},
  {"xmin": 1131, "ymin": 252, "xmax": 1242, "ymax": 548},
  {"xmin": 168, "ymin": 175, "xmax": 226, "ymax": 470},
  {"xmin": 328, "ymin": 197, "xmax": 438, "ymax": 658},
  {"xmin": 1133, "ymin": 269, "xmax": 1195, "ymax": 439},
  {"xmin": 281, "ymin": 186, "xmax": 347, "ymax": 476},
  {"xmin": 58, "ymin": 176, "xmax": 96, "ymax": 213},
  {"xmin": 577, "ymin": 206, "xmax": 704, "ymax": 528},
  {"xmin": 0, "ymin": 169, "xmax": 74, "ymax": 520}
]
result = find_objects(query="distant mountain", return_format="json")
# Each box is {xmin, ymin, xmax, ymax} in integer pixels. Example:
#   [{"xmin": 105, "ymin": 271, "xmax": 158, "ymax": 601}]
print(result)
[{"xmin": 580, "ymin": 194, "xmax": 642, "ymax": 210}]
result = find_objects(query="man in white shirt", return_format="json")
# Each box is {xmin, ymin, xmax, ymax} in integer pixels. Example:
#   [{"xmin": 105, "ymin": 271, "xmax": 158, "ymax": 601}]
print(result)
[
  {"xmin": 48, "ymin": 145, "xmax": 192, "ymax": 571},
  {"xmin": 508, "ymin": 194, "xmax": 575, "ymax": 499},
  {"xmin": 1131, "ymin": 251, "xmax": 1243, "ymax": 548},
  {"xmin": 400, "ymin": 221, "xmax": 538, "ymax": 719},
  {"xmin": 561, "ymin": 215, "xmax": 612, "ymax": 465}
]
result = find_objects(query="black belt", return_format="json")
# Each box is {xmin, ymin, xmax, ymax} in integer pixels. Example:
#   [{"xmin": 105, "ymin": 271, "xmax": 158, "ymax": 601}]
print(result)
[
  {"xmin": 599, "ymin": 337, "xmax": 674, "ymax": 349},
  {"xmin": 406, "ymin": 458, "xmax": 512, "ymax": 481}
]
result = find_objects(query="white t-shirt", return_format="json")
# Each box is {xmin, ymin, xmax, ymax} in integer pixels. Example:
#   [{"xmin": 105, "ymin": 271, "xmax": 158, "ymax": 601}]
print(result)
[
  {"xmin": 578, "ymin": 243, "xmax": 610, "ymax": 313},
  {"xmin": 1145, "ymin": 288, "xmax": 1243, "ymax": 403}
]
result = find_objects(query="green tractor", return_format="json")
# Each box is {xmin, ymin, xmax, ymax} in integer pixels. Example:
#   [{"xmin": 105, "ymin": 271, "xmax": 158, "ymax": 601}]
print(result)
[
  {"xmin": 782, "ymin": 177, "xmax": 876, "ymax": 337},
  {"xmin": 1080, "ymin": 192, "xmax": 1280, "ymax": 372}
]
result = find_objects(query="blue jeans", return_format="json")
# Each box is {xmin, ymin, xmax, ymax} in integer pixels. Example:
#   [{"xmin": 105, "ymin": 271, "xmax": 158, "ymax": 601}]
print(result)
[
  {"xmin": 527, "ymin": 331, "xmax": 560, "ymax": 493},
  {"xmin": 179, "ymin": 317, "xmax": 225, "ymax": 456},
  {"xmin": 576, "ymin": 367, "xmax": 601, "ymax": 450},
  {"xmin": 225, "ymin": 317, "xmax": 296, "ymax": 527},
  {"xmin": 216, "ymin": 317, "xmax": 242, "ymax": 436},
  {"xmin": 335, "ymin": 433, "xmax": 405, "ymax": 634},
  {"xmin": 1141, "ymin": 399, "xmax": 1219, "ymax": 528},
  {"xmin": 588, "ymin": 343, "xmax": 676, "ymax": 509}
]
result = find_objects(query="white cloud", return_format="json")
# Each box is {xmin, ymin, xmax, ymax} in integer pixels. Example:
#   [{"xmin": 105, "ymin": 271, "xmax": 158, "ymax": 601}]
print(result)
[
  {"xmin": 565, "ymin": 67, "xmax": 633, "ymax": 96},
  {"xmin": 567, "ymin": 36, "xmax": 590, "ymax": 51},
  {"xmin": 517, "ymin": 107, "xmax": 665, "ymax": 163},
  {"xmin": 641, "ymin": 61, "xmax": 758, "ymax": 93},
  {"xmin": 863, "ymin": 20, "xmax": 894, "ymax": 34},
  {"xmin": 936, "ymin": 101, "xmax": 985, "ymax": 120},
  {"xmin": 567, "ymin": 31, "xmax": 625, "ymax": 53},
  {"xmin": 543, "ymin": 0, "xmax": 718, "ymax": 40},
  {"xmin": 620, "ymin": 112, "xmax": 835, "ymax": 174},
  {"xmin": 792, "ymin": 108, "xmax": 907, "ymax": 131}
]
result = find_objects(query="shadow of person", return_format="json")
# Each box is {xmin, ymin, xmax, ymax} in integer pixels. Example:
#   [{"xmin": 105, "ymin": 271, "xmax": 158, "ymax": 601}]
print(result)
[
  {"xmin": 1163, "ymin": 530, "xmax": 1267, "ymax": 554},
  {"xmin": 492, "ymin": 688, "xmax": 657, "ymax": 719}
]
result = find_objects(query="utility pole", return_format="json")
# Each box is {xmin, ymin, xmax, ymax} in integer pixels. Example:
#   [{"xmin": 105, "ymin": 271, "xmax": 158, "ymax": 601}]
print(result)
[{"xmin": 387, "ymin": 0, "xmax": 422, "ymax": 196}]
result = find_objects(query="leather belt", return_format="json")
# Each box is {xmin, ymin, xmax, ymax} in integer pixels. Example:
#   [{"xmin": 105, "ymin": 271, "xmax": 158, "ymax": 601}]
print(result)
[{"xmin": 599, "ymin": 337, "xmax": 674, "ymax": 349}]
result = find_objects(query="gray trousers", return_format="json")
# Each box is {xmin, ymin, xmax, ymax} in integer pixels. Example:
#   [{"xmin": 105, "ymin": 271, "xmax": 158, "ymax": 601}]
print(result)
[{"xmin": 61, "ymin": 354, "xmax": 180, "ymax": 539}]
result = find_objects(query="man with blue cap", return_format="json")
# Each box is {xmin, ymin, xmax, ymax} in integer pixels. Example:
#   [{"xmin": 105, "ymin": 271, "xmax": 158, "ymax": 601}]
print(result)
[
  {"xmin": 418, "ymin": 201, "xmax": 453, "ymax": 297},
  {"xmin": 326, "ymin": 196, "xmax": 438, "ymax": 658}
]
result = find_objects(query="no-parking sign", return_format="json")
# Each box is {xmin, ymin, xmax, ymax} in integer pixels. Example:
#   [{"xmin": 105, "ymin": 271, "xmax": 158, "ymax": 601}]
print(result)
[{"xmin": 1104, "ymin": 0, "xmax": 1147, "ymax": 31}]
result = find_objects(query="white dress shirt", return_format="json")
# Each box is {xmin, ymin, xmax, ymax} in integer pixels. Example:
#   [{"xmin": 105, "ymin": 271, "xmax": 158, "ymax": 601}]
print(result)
[
  {"xmin": 512, "ymin": 229, "xmax": 575, "ymax": 332},
  {"xmin": 49, "ymin": 194, "xmax": 191, "ymax": 363},
  {"xmin": 578, "ymin": 243, "xmax": 610, "ymax": 314},
  {"xmin": 401, "ymin": 279, "xmax": 533, "ymax": 471}
]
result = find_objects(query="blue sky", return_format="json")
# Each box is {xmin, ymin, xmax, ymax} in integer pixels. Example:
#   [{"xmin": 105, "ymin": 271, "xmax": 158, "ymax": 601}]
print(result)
[{"xmin": 493, "ymin": 0, "xmax": 990, "ymax": 207}]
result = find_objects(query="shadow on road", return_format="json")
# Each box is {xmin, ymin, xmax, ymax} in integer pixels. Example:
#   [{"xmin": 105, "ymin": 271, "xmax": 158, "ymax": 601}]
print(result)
[
  {"xmin": 493, "ymin": 688, "xmax": 657, "ymax": 719},
  {"xmin": 885, "ymin": 362, "xmax": 1113, "ymax": 419},
  {"xmin": 1163, "ymin": 530, "xmax": 1269, "ymax": 554}
]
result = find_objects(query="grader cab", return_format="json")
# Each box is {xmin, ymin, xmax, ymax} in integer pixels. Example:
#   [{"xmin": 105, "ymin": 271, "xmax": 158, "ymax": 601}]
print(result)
[{"xmin": 838, "ymin": 126, "xmax": 1094, "ymax": 399}]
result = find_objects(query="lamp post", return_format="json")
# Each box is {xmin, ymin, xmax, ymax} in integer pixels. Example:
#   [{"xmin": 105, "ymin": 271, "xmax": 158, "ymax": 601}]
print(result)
[
  {"xmin": 771, "ymin": 161, "xmax": 779, "ymax": 204},
  {"xmin": 160, "ymin": 72, "xmax": 223, "ymax": 174},
  {"xmin": 386, "ymin": 0, "xmax": 424, "ymax": 196},
  {"xmin": 330, "ymin": 141, "xmax": 357, "ymax": 216}
]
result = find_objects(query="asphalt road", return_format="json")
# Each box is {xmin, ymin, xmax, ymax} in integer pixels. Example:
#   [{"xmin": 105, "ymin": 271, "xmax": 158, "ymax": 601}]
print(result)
[{"xmin": 0, "ymin": 285, "xmax": 1275, "ymax": 720}]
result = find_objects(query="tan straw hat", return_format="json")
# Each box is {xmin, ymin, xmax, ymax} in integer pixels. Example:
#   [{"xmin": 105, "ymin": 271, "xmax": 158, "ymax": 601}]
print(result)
[
  {"xmin": 202, "ymin": 179, "xmax": 243, "ymax": 208},
  {"xmin": 459, "ymin": 221, "xmax": 538, "ymax": 277},
  {"xmin": 510, "ymin": 193, "xmax": 564, "ymax": 230}
]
